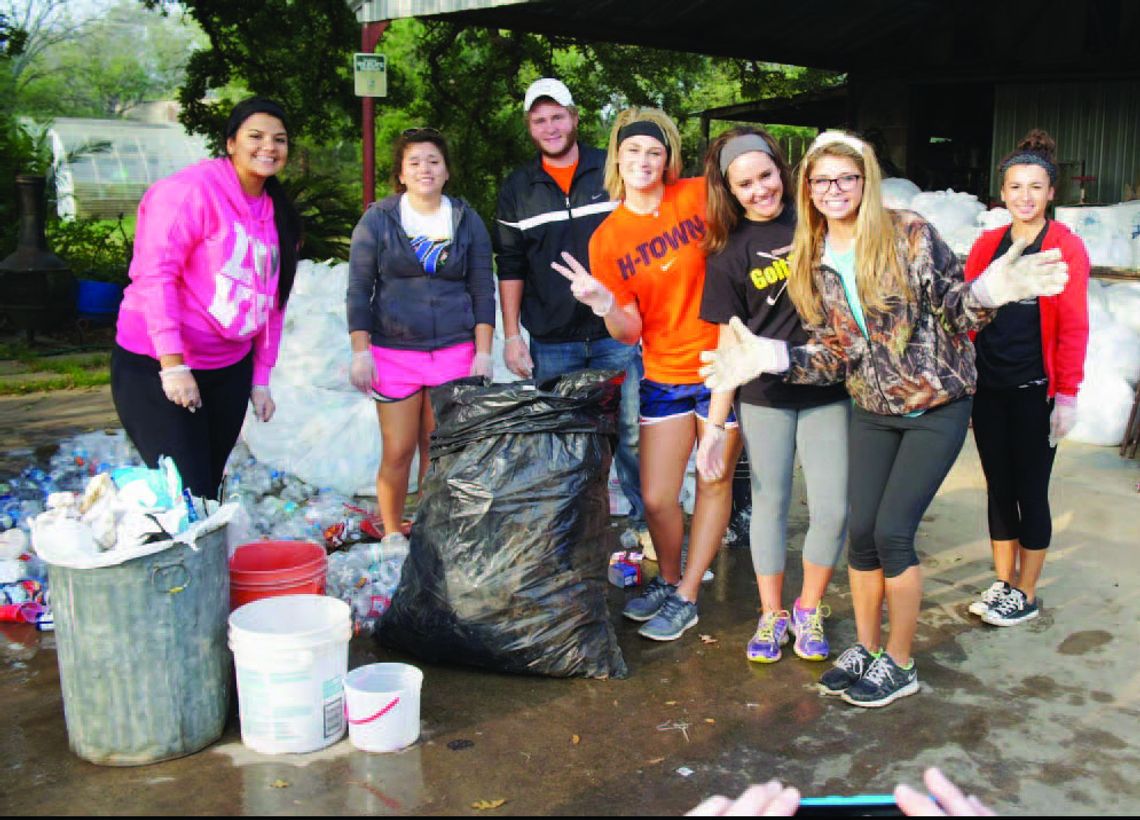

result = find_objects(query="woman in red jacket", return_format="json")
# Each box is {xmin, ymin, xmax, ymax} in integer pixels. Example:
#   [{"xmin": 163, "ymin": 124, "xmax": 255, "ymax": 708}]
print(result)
[{"xmin": 963, "ymin": 129, "xmax": 1089, "ymax": 627}]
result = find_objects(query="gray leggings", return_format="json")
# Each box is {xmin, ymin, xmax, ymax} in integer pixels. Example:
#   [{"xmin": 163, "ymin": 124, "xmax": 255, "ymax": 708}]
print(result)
[{"xmin": 738, "ymin": 400, "xmax": 850, "ymax": 576}]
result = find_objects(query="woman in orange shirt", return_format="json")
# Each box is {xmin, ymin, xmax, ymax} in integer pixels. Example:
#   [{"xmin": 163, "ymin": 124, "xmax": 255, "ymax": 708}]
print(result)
[{"xmin": 553, "ymin": 107, "xmax": 741, "ymax": 642}]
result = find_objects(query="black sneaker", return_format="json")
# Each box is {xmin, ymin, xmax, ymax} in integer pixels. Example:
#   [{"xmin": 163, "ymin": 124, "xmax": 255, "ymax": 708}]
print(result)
[
  {"xmin": 982, "ymin": 587, "xmax": 1040, "ymax": 626},
  {"xmin": 841, "ymin": 653, "xmax": 919, "ymax": 708},
  {"xmin": 819, "ymin": 644, "xmax": 877, "ymax": 696}
]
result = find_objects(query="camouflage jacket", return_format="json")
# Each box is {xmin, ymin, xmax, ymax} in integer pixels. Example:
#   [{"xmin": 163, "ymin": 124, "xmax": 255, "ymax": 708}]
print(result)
[{"xmin": 787, "ymin": 210, "xmax": 993, "ymax": 416}]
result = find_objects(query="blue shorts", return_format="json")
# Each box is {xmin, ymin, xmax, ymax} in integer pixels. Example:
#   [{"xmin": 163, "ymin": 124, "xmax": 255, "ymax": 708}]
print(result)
[{"xmin": 639, "ymin": 379, "xmax": 739, "ymax": 427}]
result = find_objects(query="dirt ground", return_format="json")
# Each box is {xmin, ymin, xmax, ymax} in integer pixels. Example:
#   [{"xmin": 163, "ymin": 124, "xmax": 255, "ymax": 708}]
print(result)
[{"xmin": 1, "ymin": 387, "xmax": 1139, "ymax": 816}]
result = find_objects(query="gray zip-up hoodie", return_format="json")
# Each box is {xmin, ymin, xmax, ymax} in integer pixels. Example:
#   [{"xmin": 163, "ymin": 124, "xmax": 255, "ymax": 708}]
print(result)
[{"xmin": 346, "ymin": 194, "xmax": 496, "ymax": 350}]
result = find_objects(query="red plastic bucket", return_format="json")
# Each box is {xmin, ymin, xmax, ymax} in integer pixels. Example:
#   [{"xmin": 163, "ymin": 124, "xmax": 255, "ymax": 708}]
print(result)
[{"xmin": 229, "ymin": 541, "xmax": 328, "ymax": 611}]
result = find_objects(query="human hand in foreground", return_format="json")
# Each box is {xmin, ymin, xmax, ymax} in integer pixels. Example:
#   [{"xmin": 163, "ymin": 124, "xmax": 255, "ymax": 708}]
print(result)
[
  {"xmin": 971, "ymin": 237, "xmax": 1068, "ymax": 308},
  {"xmin": 686, "ymin": 781, "xmax": 801, "ymax": 816},
  {"xmin": 1048, "ymin": 393, "xmax": 1078, "ymax": 448},
  {"xmin": 250, "ymin": 386, "xmax": 275, "ymax": 422},
  {"xmin": 551, "ymin": 251, "xmax": 615, "ymax": 317},
  {"xmin": 469, "ymin": 352, "xmax": 493, "ymax": 378},
  {"xmin": 894, "ymin": 767, "xmax": 997, "ymax": 816},
  {"xmin": 686, "ymin": 768, "xmax": 996, "ymax": 817},
  {"xmin": 699, "ymin": 316, "xmax": 789, "ymax": 392},
  {"xmin": 696, "ymin": 424, "xmax": 728, "ymax": 482},
  {"xmin": 503, "ymin": 335, "xmax": 534, "ymax": 378},
  {"xmin": 159, "ymin": 365, "xmax": 201, "ymax": 413},
  {"xmin": 350, "ymin": 350, "xmax": 375, "ymax": 395}
]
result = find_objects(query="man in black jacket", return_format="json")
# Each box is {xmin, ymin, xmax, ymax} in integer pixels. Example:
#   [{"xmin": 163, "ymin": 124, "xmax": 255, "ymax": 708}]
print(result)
[{"xmin": 494, "ymin": 78, "xmax": 645, "ymax": 526}]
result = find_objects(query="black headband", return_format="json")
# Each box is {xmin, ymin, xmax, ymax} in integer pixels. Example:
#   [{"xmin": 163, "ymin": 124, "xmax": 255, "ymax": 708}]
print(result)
[
  {"xmin": 617, "ymin": 121, "xmax": 670, "ymax": 159},
  {"xmin": 999, "ymin": 152, "xmax": 1057, "ymax": 185}
]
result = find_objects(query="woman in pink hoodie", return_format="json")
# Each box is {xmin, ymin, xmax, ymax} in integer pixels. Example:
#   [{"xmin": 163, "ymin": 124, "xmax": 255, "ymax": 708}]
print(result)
[{"xmin": 111, "ymin": 97, "xmax": 302, "ymax": 499}]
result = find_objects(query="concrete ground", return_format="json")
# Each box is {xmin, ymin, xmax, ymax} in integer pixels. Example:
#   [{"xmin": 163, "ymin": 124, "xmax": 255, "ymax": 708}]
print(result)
[{"xmin": 1, "ymin": 387, "xmax": 1139, "ymax": 815}]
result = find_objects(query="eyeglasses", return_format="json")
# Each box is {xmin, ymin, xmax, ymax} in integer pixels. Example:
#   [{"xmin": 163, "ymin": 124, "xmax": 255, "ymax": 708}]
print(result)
[
  {"xmin": 401, "ymin": 127, "xmax": 442, "ymax": 138},
  {"xmin": 808, "ymin": 174, "xmax": 863, "ymax": 194}
]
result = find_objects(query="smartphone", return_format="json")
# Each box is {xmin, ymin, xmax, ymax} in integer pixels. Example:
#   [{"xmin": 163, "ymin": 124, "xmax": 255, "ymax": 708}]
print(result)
[{"xmin": 795, "ymin": 794, "xmax": 903, "ymax": 817}]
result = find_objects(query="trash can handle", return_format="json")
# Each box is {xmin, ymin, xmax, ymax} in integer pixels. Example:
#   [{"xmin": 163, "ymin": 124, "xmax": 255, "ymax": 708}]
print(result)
[{"xmin": 151, "ymin": 561, "xmax": 191, "ymax": 595}]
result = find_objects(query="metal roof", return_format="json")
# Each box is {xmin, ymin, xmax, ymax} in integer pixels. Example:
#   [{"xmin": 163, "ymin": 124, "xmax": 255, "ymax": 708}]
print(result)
[{"xmin": 354, "ymin": 0, "xmax": 1140, "ymax": 78}]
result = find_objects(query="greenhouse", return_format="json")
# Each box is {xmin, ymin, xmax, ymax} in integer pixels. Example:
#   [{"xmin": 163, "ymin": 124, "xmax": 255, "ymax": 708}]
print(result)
[{"xmin": 49, "ymin": 118, "xmax": 210, "ymax": 220}]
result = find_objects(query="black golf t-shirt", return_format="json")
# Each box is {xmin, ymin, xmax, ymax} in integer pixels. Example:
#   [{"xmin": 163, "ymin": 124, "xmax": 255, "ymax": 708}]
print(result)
[{"xmin": 700, "ymin": 207, "xmax": 848, "ymax": 408}]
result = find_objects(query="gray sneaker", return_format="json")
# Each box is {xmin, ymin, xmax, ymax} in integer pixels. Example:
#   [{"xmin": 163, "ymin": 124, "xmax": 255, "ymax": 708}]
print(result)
[
  {"xmin": 819, "ymin": 644, "xmax": 878, "ymax": 696},
  {"xmin": 968, "ymin": 581, "xmax": 1010, "ymax": 617},
  {"xmin": 622, "ymin": 575, "xmax": 676, "ymax": 622},
  {"xmin": 981, "ymin": 587, "xmax": 1040, "ymax": 627},
  {"xmin": 841, "ymin": 653, "xmax": 919, "ymax": 708},
  {"xmin": 638, "ymin": 593, "xmax": 699, "ymax": 641}
]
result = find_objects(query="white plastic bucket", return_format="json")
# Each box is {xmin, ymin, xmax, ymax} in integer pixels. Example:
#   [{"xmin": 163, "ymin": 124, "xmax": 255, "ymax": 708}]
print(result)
[
  {"xmin": 228, "ymin": 594, "xmax": 352, "ymax": 755},
  {"xmin": 344, "ymin": 663, "xmax": 423, "ymax": 753}
]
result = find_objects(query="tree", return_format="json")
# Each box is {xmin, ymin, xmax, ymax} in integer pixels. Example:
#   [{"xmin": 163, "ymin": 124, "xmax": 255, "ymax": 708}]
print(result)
[
  {"xmin": 1, "ymin": 0, "xmax": 94, "ymax": 90},
  {"xmin": 16, "ymin": 1, "xmax": 206, "ymax": 119}
]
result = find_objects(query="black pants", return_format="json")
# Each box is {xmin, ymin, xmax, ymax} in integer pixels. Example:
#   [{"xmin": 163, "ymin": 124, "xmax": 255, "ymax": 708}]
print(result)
[
  {"xmin": 848, "ymin": 398, "xmax": 972, "ymax": 578},
  {"xmin": 111, "ymin": 345, "xmax": 253, "ymax": 500},
  {"xmin": 971, "ymin": 382, "xmax": 1056, "ymax": 550}
]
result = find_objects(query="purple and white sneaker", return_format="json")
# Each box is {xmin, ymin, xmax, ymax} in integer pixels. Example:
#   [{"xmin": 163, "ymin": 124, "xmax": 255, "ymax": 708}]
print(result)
[
  {"xmin": 746, "ymin": 610, "xmax": 790, "ymax": 663},
  {"xmin": 790, "ymin": 599, "xmax": 831, "ymax": 661}
]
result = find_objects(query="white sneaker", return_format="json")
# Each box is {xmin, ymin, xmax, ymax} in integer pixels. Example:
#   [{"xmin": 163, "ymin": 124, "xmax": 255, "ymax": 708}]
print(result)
[{"xmin": 968, "ymin": 581, "xmax": 1010, "ymax": 617}]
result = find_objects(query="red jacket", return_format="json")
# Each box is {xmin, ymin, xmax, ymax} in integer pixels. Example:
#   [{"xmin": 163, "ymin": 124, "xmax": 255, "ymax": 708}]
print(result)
[{"xmin": 964, "ymin": 220, "xmax": 1089, "ymax": 399}]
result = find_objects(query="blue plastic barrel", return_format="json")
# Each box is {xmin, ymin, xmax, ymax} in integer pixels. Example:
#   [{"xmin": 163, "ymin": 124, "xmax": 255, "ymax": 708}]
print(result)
[{"xmin": 75, "ymin": 279, "xmax": 124, "ymax": 317}]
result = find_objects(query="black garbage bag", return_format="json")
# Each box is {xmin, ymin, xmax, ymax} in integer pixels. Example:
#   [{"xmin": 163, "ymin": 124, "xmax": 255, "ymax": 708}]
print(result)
[{"xmin": 378, "ymin": 369, "xmax": 628, "ymax": 679}]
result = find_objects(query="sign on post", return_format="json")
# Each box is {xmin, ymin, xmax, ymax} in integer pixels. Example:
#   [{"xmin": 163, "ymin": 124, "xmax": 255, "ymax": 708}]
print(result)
[{"xmin": 354, "ymin": 53, "xmax": 387, "ymax": 98}]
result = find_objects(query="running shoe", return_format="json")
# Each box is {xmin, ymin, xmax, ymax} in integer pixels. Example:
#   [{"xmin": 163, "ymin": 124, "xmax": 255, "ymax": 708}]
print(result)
[
  {"xmin": 981, "ymin": 587, "xmax": 1039, "ymax": 627},
  {"xmin": 842, "ymin": 653, "xmax": 919, "ymax": 708},
  {"xmin": 622, "ymin": 575, "xmax": 675, "ymax": 622},
  {"xmin": 746, "ymin": 610, "xmax": 790, "ymax": 663},
  {"xmin": 968, "ymin": 581, "xmax": 1010, "ymax": 617},
  {"xmin": 639, "ymin": 593, "xmax": 699, "ymax": 641},
  {"xmin": 819, "ymin": 644, "xmax": 878, "ymax": 696},
  {"xmin": 790, "ymin": 599, "xmax": 831, "ymax": 661}
]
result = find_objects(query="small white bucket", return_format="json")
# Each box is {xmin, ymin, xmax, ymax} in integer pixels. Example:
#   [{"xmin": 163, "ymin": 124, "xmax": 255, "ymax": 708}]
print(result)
[
  {"xmin": 344, "ymin": 663, "xmax": 423, "ymax": 753},
  {"xmin": 228, "ymin": 594, "xmax": 352, "ymax": 755}
]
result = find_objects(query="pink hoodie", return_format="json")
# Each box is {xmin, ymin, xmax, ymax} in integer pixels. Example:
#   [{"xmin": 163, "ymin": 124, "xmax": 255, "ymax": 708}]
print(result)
[{"xmin": 116, "ymin": 157, "xmax": 284, "ymax": 385}]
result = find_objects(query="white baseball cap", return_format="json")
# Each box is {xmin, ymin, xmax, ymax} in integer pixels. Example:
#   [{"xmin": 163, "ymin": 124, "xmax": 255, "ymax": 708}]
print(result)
[{"xmin": 524, "ymin": 78, "xmax": 574, "ymax": 113}]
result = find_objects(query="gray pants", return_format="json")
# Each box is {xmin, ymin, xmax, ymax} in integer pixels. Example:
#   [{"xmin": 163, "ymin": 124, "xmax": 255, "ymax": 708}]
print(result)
[{"xmin": 738, "ymin": 400, "xmax": 850, "ymax": 576}]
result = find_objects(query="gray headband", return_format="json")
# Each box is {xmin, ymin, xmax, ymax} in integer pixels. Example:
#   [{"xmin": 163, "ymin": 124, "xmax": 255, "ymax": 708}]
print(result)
[
  {"xmin": 1000, "ymin": 152, "xmax": 1057, "ymax": 185},
  {"xmin": 718, "ymin": 134, "xmax": 774, "ymax": 175}
]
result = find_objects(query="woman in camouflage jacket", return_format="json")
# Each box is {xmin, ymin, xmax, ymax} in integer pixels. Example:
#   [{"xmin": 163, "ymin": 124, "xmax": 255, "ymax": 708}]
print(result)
[{"xmin": 700, "ymin": 131, "xmax": 1069, "ymax": 709}]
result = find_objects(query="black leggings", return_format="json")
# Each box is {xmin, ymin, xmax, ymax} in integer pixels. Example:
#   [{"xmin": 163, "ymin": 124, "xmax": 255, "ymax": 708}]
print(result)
[
  {"xmin": 971, "ymin": 382, "xmax": 1056, "ymax": 550},
  {"xmin": 111, "ymin": 345, "xmax": 253, "ymax": 500},
  {"xmin": 847, "ymin": 398, "xmax": 973, "ymax": 578}
]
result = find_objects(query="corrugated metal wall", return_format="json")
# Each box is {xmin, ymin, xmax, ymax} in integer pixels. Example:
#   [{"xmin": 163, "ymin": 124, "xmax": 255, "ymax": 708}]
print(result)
[{"xmin": 992, "ymin": 80, "xmax": 1140, "ymax": 204}]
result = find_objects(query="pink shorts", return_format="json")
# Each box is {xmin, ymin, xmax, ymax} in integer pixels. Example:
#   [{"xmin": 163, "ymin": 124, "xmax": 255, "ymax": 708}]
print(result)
[{"xmin": 370, "ymin": 341, "xmax": 475, "ymax": 402}]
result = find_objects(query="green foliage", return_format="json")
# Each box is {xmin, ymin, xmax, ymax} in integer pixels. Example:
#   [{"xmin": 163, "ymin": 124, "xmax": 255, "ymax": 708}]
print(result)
[
  {"xmin": 14, "ymin": 1, "xmax": 204, "ymax": 119},
  {"xmin": 280, "ymin": 171, "xmax": 357, "ymax": 262},
  {"xmin": 46, "ymin": 216, "xmax": 133, "ymax": 286}
]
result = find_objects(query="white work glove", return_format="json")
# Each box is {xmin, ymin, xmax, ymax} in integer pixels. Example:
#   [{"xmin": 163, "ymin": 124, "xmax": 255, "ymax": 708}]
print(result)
[
  {"xmin": 971, "ymin": 237, "xmax": 1069, "ymax": 308},
  {"xmin": 250, "ymin": 386, "xmax": 275, "ymax": 422},
  {"xmin": 469, "ymin": 352, "xmax": 493, "ymax": 378},
  {"xmin": 551, "ymin": 251, "xmax": 615, "ymax": 317},
  {"xmin": 503, "ymin": 335, "xmax": 534, "ymax": 379},
  {"xmin": 159, "ymin": 364, "xmax": 201, "ymax": 413},
  {"xmin": 350, "ymin": 350, "xmax": 375, "ymax": 395},
  {"xmin": 696, "ymin": 424, "xmax": 729, "ymax": 481},
  {"xmin": 698, "ymin": 316, "xmax": 789, "ymax": 393},
  {"xmin": 1049, "ymin": 393, "xmax": 1078, "ymax": 448}
]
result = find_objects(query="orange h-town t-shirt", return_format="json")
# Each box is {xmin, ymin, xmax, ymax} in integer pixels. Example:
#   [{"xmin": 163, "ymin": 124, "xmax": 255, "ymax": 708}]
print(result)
[{"xmin": 589, "ymin": 177, "xmax": 717, "ymax": 384}]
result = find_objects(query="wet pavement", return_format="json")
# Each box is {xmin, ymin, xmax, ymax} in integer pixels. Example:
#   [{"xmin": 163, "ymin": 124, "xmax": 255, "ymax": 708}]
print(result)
[{"xmin": 2, "ymin": 389, "xmax": 1139, "ymax": 815}]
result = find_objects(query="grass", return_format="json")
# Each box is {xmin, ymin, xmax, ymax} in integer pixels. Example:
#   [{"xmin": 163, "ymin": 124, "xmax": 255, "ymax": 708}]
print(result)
[{"xmin": 0, "ymin": 350, "xmax": 110, "ymax": 395}]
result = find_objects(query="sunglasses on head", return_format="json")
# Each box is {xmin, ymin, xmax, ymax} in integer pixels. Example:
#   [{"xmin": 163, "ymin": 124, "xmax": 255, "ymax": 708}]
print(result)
[{"xmin": 402, "ymin": 127, "xmax": 443, "ymax": 138}]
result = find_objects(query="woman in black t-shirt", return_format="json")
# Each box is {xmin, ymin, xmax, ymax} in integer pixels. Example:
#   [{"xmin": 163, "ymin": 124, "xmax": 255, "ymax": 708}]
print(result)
[{"xmin": 698, "ymin": 127, "xmax": 850, "ymax": 665}]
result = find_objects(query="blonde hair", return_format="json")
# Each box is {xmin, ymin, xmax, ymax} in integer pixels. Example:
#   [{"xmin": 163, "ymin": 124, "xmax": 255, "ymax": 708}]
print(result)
[
  {"xmin": 603, "ymin": 107, "xmax": 683, "ymax": 201},
  {"xmin": 788, "ymin": 131, "xmax": 909, "ymax": 326}
]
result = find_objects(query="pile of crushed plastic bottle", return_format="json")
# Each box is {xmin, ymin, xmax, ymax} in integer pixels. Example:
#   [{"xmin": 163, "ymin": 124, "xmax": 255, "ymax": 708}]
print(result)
[{"xmin": 1, "ymin": 430, "xmax": 409, "ymax": 635}]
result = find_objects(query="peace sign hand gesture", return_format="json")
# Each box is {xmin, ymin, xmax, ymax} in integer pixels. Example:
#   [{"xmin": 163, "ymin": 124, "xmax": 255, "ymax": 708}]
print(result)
[{"xmin": 551, "ymin": 251, "xmax": 615, "ymax": 317}]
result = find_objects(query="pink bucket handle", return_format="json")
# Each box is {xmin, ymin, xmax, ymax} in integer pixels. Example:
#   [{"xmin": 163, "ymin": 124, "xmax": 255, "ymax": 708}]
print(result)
[{"xmin": 345, "ymin": 695, "xmax": 400, "ymax": 725}]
